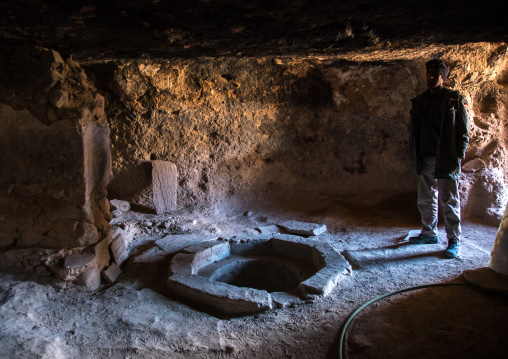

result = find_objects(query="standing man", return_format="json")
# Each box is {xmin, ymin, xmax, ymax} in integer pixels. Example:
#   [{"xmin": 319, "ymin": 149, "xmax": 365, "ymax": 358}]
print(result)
[{"xmin": 408, "ymin": 59, "xmax": 470, "ymax": 258}]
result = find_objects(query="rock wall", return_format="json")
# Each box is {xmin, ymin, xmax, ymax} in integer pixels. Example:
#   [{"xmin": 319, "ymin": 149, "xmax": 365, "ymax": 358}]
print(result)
[
  {"xmin": 95, "ymin": 58, "xmax": 418, "ymax": 213},
  {"xmin": 0, "ymin": 46, "xmax": 112, "ymax": 249},
  {"xmin": 95, "ymin": 43, "xmax": 508, "ymax": 222}
]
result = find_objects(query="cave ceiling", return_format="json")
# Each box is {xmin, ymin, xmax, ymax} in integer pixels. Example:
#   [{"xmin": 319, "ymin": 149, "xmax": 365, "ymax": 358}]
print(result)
[{"xmin": 1, "ymin": 0, "xmax": 507, "ymax": 63}]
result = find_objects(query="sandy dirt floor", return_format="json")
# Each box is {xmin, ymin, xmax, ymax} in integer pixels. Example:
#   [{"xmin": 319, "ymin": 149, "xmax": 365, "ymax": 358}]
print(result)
[{"xmin": 1, "ymin": 195, "xmax": 507, "ymax": 359}]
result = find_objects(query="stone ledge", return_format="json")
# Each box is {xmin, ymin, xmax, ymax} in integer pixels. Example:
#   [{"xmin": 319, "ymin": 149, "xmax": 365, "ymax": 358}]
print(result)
[{"xmin": 167, "ymin": 273, "xmax": 273, "ymax": 316}]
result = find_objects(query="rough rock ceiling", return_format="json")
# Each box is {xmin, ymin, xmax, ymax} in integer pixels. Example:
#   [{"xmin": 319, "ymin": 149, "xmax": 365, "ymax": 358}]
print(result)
[{"xmin": 1, "ymin": 0, "xmax": 507, "ymax": 62}]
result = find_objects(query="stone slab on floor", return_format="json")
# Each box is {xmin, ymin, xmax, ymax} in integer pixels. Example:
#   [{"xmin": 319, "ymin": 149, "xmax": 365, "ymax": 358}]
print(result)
[
  {"xmin": 133, "ymin": 246, "xmax": 169, "ymax": 264},
  {"xmin": 167, "ymin": 273, "xmax": 273, "ymax": 316},
  {"xmin": 152, "ymin": 160, "xmax": 178, "ymax": 214},
  {"xmin": 64, "ymin": 253, "xmax": 95, "ymax": 268},
  {"xmin": 278, "ymin": 220, "xmax": 327, "ymax": 236},
  {"xmin": 101, "ymin": 263, "xmax": 122, "ymax": 284}
]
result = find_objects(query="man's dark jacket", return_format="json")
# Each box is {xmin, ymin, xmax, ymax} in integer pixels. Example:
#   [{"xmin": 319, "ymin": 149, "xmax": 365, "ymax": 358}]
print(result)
[{"xmin": 408, "ymin": 88, "xmax": 469, "ymax": 180}]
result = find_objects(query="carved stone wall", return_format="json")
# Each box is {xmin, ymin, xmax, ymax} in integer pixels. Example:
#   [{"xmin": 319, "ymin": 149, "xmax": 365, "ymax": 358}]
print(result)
[
  {"xmin": 0, "ymin": 46, "xmax": 112, "ymax": 249},
  {"xmin": 96, "ymin": 43, "xmax": 508, "ymax": 222}
]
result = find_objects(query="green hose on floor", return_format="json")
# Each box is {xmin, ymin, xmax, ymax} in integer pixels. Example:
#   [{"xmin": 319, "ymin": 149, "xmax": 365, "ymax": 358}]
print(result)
[{"xmin": 338, "ymin": 283, "xmax": 468, "ymax": 359}]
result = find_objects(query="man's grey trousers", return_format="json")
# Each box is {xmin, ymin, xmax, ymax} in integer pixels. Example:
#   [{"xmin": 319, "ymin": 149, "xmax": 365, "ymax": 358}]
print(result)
[{"xmin": 417, "ymin": 157, "xmax": 461, "ymax": 241}]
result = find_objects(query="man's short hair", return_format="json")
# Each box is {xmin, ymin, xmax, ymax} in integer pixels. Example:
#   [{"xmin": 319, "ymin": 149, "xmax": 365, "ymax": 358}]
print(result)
[{"xmin": 426, "ymin": 59, "xmax": 449, "ymax": 80}]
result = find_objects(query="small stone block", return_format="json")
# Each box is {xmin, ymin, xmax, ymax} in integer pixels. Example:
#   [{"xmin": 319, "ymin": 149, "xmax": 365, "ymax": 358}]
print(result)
[
  {"xmin": 278, "ymin": 220, "xmax": 327, "ymax": 236},
  {"xmin": 101, "ymin": 263, "xmax": 122, "ymax": 284},
  {"xmin": 64, "ymin": 253, "xmax": 95, "ymax": 269},
  {"xmin": 109, "ymin": 234, "xmax": 129, "ymax": 266}
]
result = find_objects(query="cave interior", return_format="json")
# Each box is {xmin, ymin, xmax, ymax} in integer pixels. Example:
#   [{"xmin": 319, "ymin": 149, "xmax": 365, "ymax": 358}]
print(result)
[{"xmin": 1, "ymin": 1, "xmax": 508, "ymax": 358}]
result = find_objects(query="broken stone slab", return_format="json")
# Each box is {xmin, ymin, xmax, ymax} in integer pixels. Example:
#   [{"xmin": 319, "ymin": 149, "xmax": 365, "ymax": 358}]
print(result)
[
  {"xmin": 102, "ymin": 263, "xmax": 122, "ymax": 284},
  {"xmin": 64, "ymin": 253, "xmax": 95, "ymax": 269},
  {"xmin": 109, "ymin": 234, "xmax": 129, "ymax": 266},
  {"xmin": 256, "ymin": 225, "xmax": 281, "ymax": 235},
  {"xmin": 463, "ymin": 158, "xmax": 486, "ymax": 173},
  {"xmin": 278, "ymin": 220, "xmax": 327, "ymax": 236},
  {"xmin": 152, "ymin": 160, "xmax": 178, "ymax": 214}
]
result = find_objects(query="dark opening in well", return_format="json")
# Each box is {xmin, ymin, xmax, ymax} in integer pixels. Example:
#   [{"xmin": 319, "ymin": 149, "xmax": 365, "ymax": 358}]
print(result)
[{"xmin": 211, "ymin": 259, "xmax": 303, "ymax": 293}]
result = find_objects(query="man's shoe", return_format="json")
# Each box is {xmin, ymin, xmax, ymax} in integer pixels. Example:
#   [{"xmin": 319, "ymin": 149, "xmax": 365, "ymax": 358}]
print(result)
[
  {"xmin": 409, "ymin": 234, "xmax": 439, "ymax": 244},
  {"xmin": 444, "ymin": 239, "xmax": 460, "ymax": 258}
]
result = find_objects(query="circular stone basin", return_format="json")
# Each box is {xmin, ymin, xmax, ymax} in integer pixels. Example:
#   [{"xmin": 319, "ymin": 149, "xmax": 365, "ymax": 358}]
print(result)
[{"xmin": 167, "ymin": 234, "xmax": 352, "ymax": 317}]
